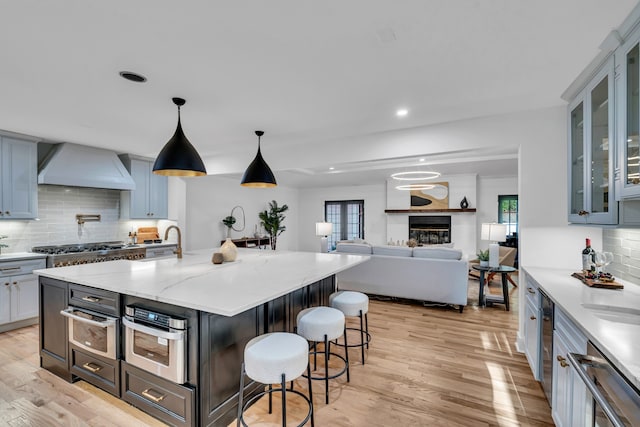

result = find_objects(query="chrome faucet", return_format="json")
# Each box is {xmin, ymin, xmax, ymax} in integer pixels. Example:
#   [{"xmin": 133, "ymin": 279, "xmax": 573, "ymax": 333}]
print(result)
[{"xmin": 164, "ymin": 225, "xmax": 183, "ymax": 259}]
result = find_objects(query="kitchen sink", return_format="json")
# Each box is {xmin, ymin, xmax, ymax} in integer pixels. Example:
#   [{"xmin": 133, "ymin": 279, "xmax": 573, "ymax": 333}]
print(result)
[{"xmin": 581, "ymin": 303, "xmax": 640, "ymax": 325}]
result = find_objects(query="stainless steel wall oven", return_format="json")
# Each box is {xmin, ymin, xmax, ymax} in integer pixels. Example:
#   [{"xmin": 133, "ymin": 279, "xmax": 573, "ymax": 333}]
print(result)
[{"xmin": 123, "ymin": 305, "xmax": 187, "ymax": 384}]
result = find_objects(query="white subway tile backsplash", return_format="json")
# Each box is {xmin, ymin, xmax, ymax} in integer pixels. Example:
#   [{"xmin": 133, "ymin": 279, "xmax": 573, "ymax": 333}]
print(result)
[
  {"xmin": 603, "ymin": 228, "xmax": 640, "ymax": 284},
  {"xmin": 0, "ymin": 185, "xmax": 161, "ymax": 253}
]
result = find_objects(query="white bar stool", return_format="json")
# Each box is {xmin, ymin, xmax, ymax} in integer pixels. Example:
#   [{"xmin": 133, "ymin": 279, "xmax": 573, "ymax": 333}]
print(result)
[
  {"xmin": 237, "ymin": 332, "xmax": 314, "ymax": 427},
  {"xmin": 329, "ymin": 291, "xmax": 371, "ymax": 364},
  {"xmin": 296, "ymin": 306, "xmax": 349, "ymax": 404}
]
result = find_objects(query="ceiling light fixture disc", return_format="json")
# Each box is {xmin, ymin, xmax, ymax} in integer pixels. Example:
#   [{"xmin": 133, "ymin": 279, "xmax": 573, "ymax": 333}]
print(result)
[
  {"xmin": 390, "ymin": 171, "xmax": 441, "ymax": 181},
  {"xmin": 395, "ymin": 184, "xmax": 436, "ymax": 191}
]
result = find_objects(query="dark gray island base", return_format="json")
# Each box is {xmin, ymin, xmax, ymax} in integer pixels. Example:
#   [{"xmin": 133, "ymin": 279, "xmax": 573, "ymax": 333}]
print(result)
[{"xmin": 39, "ymin": 275, "xmax": 336, "ymax": 426}]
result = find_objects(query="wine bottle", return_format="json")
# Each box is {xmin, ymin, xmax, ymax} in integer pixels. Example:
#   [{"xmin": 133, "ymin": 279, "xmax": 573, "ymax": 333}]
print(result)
[{"xmin": 582, "ymin": 238, "xmax": 595, "ymax": 271}]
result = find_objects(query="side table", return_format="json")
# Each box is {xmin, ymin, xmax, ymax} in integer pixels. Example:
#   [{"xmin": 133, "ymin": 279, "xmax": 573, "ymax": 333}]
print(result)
[{"xmin": 471, "ymin": 265, "xmax": 517, "ymax": 311}]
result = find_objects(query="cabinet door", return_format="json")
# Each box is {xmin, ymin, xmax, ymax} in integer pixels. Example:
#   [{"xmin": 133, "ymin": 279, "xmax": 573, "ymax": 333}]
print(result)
[
  {"xmin": 0, "ymin": 280, "xmax": 10, "ymax": 324},
  {"xmin": 552, "ymin": 331, "xmax": 573, "ymax": 427},
  {"xmin": 148, "ymin": 170, "xmax": 168, "ymax": 219},
  {"xmin": 524, "ymin": 299, "xmax": 541, "ymax": 380},
  {"xmin": 0, "ymin": 137, "xmax": 37, "ymax": 219},
  {"xmin": 568, "ymin": 97, "xmax": 586, "ymax": 221},
  {"xmin": 129, "ymin": 158, "xmax": 151, "ymax": 219},
  {"xmin": 10, "ymin": 273, "xmax": 38, "ymax": 321},
  {"xmin": 39, "ymin": 277, "xmax": 71, "ymax": 380}
]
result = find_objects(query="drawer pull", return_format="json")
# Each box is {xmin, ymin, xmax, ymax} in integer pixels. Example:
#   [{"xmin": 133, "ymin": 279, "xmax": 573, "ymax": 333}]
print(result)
[
  {"xmin": 81, "ymin": 296, "xmax": 101, "ymax": 303},
  {"xmin": 556, "ymin": 355, "xmax": 565, "ymax": 362},
  {"xmin": 0, "ymin": 267, "xmax": 21, "ymax": 272},
  {"xmin": 530, "ymin": 315, "xmax": 536, "ymax": 320},
  {"xmin": 82, "ymin": 362, "xmax": 102, "ymax": 373},
  {"xmin": 141, "ymin": 388, "xmax": 166, "ymax": 403},
  {"xmin": 557, "ymin": 355, "xmax": 569, "ymax": 367},
  {"xmin": 527, "ymin": 287, "xmax": 535, "ymax": 294}
]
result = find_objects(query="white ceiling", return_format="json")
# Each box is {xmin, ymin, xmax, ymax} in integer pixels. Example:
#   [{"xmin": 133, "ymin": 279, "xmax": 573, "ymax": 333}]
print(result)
[{"xmin": 1, "ymin": 1, "xmax": 637, "ymax": 187}]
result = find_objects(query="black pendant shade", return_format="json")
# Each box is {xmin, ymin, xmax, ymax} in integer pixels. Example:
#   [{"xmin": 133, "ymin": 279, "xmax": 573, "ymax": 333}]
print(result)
[
  {"xmin": 152, "ymin": 97, "xmax": 207, "ymax": 177},
  {"xmin": 240, "ymin": 130, "xmax": 277, "ymax": 187}
]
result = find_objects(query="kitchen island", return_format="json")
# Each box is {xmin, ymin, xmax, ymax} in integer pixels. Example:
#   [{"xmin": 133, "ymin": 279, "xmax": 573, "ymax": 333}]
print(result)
[{"xmin": 34, "ymin": 249, "xmax": 369, "ymax": 427}]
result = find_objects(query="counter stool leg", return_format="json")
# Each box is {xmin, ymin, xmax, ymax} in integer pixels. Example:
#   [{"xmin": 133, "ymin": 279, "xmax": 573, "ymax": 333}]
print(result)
[
  {"xmin": 237, "ymin": 363, "xmax": 245, "ymax": 427},
  {"xmin": 281, "ymin": 373, "xmax": 286, "ymax": 427},
  {"xmin": 502, "ymin": 273, "xmax": 509, "ymax": 311},
  {"xmin": 365, "ymin": 313, "xmax": 369, "ymax": 349},
  {"xmin": 344, "ymin": 325, "xmax": 350, "ymax": 382},
  {"xmin": 359, "ymin": 310, "xmax": 366, "ymax": 365},
  {"xmin": 307, "ymin": 362, "xmax": 315, "ymax": 427},
  {"xmin": 324, "ymin": 334, "xmax": 329, "ymax": 404},
  {"xmin": 268, "ymin": 384, "xmax": 273, "ymax": 414},
  {"xmin": 313, "ymin": 342, "xmax": 318, "ymax": 370}
]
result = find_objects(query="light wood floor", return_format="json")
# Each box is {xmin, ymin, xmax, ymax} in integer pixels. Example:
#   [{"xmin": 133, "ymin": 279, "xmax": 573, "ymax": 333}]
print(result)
[{"xmin": 0, "ymin": 277, "xmax": 554, "ymax": 426}]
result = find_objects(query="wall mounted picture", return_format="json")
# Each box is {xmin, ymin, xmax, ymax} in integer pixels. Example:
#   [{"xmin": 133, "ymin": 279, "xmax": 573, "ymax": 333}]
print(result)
[{"xmin": 410, "ymin": 182, "xmax": 449, "ymax": 210}]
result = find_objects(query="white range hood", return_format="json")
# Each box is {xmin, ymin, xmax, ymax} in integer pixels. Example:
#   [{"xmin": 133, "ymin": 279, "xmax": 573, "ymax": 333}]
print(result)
[{"xmin": 38, "ymin": 143, "xmax": 136, "ymax": 190}]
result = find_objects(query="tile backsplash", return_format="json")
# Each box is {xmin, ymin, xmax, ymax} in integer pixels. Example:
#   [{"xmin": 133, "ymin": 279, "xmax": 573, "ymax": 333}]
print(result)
[
  {"xmin": 603, "ymin": 228, "xmax": 640, "ymax": 284},
  {"xmin": 0, "ymin": 185, "xmax": 163, "ymax": 253}
]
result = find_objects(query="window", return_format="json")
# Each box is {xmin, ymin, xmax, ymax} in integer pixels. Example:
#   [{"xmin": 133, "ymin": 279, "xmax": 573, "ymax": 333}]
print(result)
[
  {"xmin": 324, "ymin": 200, "xmax": 364, "ymax": 251},
  {"xmin": 498, "ymin": 195, "xmax": 518, "ymax": 236}
]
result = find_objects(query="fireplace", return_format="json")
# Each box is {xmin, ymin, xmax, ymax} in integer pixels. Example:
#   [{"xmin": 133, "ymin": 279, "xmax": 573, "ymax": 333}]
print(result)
[{"xmin": 409, "ymin": 216, "xmax": 451, "ymax": 245}]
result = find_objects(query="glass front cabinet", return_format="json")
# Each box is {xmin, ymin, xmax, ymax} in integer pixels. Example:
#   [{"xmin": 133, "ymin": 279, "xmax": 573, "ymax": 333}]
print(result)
[
  {"xmin": 616, "ymin": 27, "xmax": 640, "ymax": 199},
  {"xmin": 568, "ymin": 58, "xmax": 617, "ymax": 224}
]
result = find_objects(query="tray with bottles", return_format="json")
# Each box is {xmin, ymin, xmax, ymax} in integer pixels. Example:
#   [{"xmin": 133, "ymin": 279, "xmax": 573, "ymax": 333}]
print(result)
[{"xmin": 571, "ymin": 271, "xmax": 624, "ymax": 289}]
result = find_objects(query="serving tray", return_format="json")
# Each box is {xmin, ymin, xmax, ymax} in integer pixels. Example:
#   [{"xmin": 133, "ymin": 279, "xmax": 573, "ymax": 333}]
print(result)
[{"xmin": 571, "ymin": 272, "xmax": 624, "ymax": 289}]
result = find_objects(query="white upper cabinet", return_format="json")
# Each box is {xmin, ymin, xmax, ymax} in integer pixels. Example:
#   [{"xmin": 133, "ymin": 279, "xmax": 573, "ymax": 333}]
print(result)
[
  {"xmin": 0, "ymin": 136, "xmax": 38, "ymax": 220},
  {"xmin": 568, "ymin": 58, "xmax": 617, "ymax": 224},
  {"xmin": 119, "ymin": 155, "xmax": 168, "ymax": 220}
]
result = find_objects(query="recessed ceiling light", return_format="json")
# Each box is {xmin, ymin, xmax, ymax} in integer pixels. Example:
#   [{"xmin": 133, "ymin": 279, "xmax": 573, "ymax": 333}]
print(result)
[
  {"xmin": 329, "ymin": 167, "xmax": 335, "ymax": 170},
  {"xmin": 419, "ymin": 158, "xmax": 425, "ymax": 162},
  {"xmin": 396, "ymin": 108, "xmax": 408, "ymax": 117},
  {"xmin": 119, "ymin": 71, "xmax": 147, "ymax": 83},
  {"xmin": 390, "ymin": 171, "xmax": 441, "ymax": 181}
]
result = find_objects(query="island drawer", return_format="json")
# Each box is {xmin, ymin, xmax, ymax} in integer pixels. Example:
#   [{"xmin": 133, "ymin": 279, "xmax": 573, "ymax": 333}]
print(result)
[
  {"xmin": 69, "ymin": 284, "xmax": 120, "ymax": 316},
  {"xmin": 121, "ymin": 361, "xmax": 195, "ymax": 427},
  {"xmin": 70, "ymin": 345, "xmax": 120, "ymax": 397}
]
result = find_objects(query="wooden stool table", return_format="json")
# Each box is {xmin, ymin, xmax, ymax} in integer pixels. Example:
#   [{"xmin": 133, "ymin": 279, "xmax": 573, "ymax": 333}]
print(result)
[{"xmin": 471, "ymin": 265, "xmax": 517, "ymax": 311}]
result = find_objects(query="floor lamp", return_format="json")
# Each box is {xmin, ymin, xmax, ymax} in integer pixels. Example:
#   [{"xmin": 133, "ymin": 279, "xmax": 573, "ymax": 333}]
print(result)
[
  {"xmin": 481, "ymin": 223, "xmax": 507, "ymax": 268},
  {"xmin": 316, "ymin": 222, "xmax": 333, "ymax": 253}
]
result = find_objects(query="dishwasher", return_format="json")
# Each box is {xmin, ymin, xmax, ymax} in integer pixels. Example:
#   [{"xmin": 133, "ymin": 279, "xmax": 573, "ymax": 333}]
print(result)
[{"xmin": 539, "ymin": 289, "xmax": 554, "ymax": 404}]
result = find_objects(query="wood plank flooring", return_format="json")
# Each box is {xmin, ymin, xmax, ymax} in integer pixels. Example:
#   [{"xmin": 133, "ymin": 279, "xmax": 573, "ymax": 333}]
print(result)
[{"xmin": 0, "ymin": 277, "xmax": 553, "ymax": 426}]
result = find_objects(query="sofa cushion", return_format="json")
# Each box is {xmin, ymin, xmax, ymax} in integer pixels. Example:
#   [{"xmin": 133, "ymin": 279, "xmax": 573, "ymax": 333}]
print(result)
[
  {"xmin": 335, "ymin": 242, "xmax": 372, "ymax": 254},
  {"xmin": 372, "ymin": 245, "xmax": 413, "ymax": 257},
  {"xmin": 412, "ymin": 247, "xmax": 463, "ymax": 260}
]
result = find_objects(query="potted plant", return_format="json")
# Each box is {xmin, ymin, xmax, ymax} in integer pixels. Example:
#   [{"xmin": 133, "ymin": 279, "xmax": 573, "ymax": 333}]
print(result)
[
  {"xmin": 259, "ymin": 200, "xmax": 289, "ymax": 250},
  {"xmin": 477, "ymin": 249, "xmax": 490, "ymax": 267},
  {"xmin": 222, "ymin": 215, "xmax": 236, "ymax": 238}
]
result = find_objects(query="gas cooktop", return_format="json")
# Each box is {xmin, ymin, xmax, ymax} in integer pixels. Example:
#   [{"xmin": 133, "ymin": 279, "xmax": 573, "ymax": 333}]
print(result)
[{"xmin": 32, "ymin": 241, "xmax": 146, "ymax": 267}]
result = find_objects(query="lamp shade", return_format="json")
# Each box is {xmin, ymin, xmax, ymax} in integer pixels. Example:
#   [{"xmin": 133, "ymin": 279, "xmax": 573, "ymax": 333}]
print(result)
[
  {"xmin": 241, "ymin": 131, "xmax": 277, "ymax": 187},
  {"xmin": 481, "ymin": 223, "xmax": 507, "ymax": 242},
  {"xmin": 153, "ymin": 98, "xmax": 207, "ymax": 177},
  {"xmin": 315, "ymin": 222, "xmax": 333, "ymax": 236}
]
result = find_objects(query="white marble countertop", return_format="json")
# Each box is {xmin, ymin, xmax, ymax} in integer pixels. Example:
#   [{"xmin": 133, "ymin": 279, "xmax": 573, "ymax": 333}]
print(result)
[
  {"xmin": 0, "ymin": 252, "xmax": 47, "ymax": 261},
  {"xmin": 34, "ymin": 249, "xmax": 369, "ymax": 317},
  {"xmin": 522, "ymin": 266, "xmax": 640, "ymax": 390}
]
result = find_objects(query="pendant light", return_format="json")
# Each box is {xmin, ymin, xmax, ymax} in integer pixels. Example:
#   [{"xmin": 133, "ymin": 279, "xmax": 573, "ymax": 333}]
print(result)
[
  {"xmin": 152, "ymin": 97, "xmax": 207, "ymax": 176},
  {"xmin": 240, "ymin": 130, "xmax": 277, "ymax": 187}
]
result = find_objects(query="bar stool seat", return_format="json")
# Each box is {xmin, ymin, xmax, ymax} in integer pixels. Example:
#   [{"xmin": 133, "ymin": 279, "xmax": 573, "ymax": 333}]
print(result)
[
  {"xmin": 238, "ymin": 332, "xmax": 314, "ymax": 427},
  {"xmin": 329, "ymin": 291, "xmax": 371, "ymax": 364},
  {"xmin": 296, "ymin": 306, "xmax": 349, "ymax": 404}
]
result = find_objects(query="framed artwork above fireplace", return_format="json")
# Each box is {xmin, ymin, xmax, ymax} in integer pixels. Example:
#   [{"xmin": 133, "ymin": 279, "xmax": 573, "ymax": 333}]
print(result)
[{"xmin": 410, "ymin": 182, "xmax": 449, "ymax": 210}]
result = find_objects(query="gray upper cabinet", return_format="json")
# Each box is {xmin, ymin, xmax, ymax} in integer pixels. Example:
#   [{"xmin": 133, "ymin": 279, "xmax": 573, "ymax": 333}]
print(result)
[
  {"xmin": 119, "ymin": 155, "xmax": 168, "ymax": 220},
  {"xmin": 616, "ymin": 24, "xmax": 640, "ymax": 200},
  {"xmin": 0, "ymin": 136, "xmax": 38, "ymax": 220},
  {"xmin": 568, "ymin": 58, "xmax": 617, "ymax": 224}
]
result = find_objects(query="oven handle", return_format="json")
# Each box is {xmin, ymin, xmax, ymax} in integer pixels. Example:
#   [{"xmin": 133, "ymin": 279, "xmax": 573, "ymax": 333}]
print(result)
[
  {"xmin": 60, "ymin": 308, "xmax": 117, "ymax": 328},
  {"xmin": 122, "ymin": 317, "xmax": 185, "ymax": 341},
  {"xmin": 567, "ymin": 352, "xmax": 626, "ymax": 427}
]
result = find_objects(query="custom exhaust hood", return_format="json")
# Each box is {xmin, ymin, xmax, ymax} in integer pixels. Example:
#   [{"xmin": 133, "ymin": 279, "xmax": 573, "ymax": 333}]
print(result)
[{"xmin": 38, "ymin": 142, "xmax": 136, "ymax": 190}]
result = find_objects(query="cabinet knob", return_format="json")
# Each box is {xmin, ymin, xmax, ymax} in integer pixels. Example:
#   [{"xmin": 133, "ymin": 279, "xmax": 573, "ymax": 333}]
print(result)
[
  {"xmin": 4, "ymin": 211, "xmax": 9, "ymax": 215},
  {"xmin": 12, "ymin": 281, "xmax": 17, "ymax": 285},
  {"xmin": 4, "ymin": 282, "xmax": 9, "ymax": 286},
  {"xmin": 527, "ymin": 287, "xmax": 535, "ymax": 294},
  {"xmin": 556, "ymin": 355, "xmax": 569, "ymax": 367},
  {"xmin": 530, "ymin": 315, "xmax": 537, "ymax": 320},
  {"xmin": 578, "ymin": 210, "xmax": 589, "ymax": 216}
]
